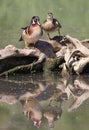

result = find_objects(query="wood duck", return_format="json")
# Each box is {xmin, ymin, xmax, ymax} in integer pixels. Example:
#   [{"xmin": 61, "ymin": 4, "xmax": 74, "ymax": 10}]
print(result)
[
  {"xmin": 42, "ymin": 12, "xmax": 62, "ymax": 39},
  {"xmin": 19, "ymin": 16, "xmax": 43, "ymax": 48},
  {"xmin": 43, "ymin": 104, "xmax": 62, "ymax": 128},
  {"xmin": 23, "ymin": 97, "xmax": 43, "ymax": 128}
]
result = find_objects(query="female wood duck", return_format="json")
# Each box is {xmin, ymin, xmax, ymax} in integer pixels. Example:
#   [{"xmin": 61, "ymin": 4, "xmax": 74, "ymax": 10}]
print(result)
[
  {"xmin": 44, "ymin": 104, "xmax": 62, "ymax": 128},
  {"xmin": 19, "ymin": 16, "xmax": 43, "ymax": 48},
  {"xmin": 42, "ymin": 12, "xmax": 62, "ymax": 39}
]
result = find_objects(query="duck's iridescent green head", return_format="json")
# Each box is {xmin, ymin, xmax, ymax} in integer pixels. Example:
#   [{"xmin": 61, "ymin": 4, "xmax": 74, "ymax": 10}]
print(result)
[{"xmin": 31, "ymin": 16, "xmax": 40, "ymax": 25}]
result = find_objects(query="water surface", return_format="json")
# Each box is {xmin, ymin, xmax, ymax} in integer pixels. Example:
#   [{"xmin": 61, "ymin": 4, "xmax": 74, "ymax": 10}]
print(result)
[{"xmin": 0, "ymin": 73, "xmax": 89, "ymax": 130}]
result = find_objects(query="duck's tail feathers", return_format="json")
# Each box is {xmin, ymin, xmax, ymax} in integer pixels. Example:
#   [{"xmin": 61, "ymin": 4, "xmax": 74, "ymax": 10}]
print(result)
[
  {"xmin": 21, "ymin": 26, "xmax": 28, "ymax": 30},
  {"xmin": 19, "ymin": 36, "xmax": 23, "ymax": 41}
]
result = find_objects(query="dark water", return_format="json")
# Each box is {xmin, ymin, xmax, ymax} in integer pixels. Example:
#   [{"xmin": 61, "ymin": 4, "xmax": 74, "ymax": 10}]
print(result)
[{"xmin": 0, "ymin": 73, "xmax": 89, "ymax": 130}]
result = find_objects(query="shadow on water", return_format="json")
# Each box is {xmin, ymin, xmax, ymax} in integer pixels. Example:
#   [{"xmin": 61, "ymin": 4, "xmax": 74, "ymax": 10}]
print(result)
[{"xmin": 0, "ymin": 73, "xmax": 89, "ymax": 130}]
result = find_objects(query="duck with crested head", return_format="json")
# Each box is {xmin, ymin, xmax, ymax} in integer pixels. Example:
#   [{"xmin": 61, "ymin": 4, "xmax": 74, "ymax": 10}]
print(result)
[
  {"xmin": 19, "ymin": 16, "xmax": 43, "ymax": 48},
  {"xmin": 42, "ymin": 12, "xmax": 62, "ymax": 39}
]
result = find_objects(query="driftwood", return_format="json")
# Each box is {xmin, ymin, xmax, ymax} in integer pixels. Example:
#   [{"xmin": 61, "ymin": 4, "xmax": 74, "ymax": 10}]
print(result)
[
  {"xmin": 0, "ymin": 36, "xmax": 65, "ymax": 76},
  {"xmin": 0, "ymin": 35, "xmax": 89, "ymax": 76},
  {"xmin": 61, "ymin": 35, "xmax": 89, "ymax": 75}
]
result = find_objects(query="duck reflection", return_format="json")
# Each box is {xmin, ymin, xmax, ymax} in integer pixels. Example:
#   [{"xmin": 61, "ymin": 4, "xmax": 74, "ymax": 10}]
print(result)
[
  {"xmin": 0, "ymin": 75, "xmax": 89, "ymax": 128},
  {"xmin": 21, "ymin": 97, "xmax": 62, "ymax": 128},
  {"xmin": 22, "ymin": 97, "xmax": 43, "ymax": 128},
  {"xmin": 43, "ymin": 102, "xmax": 62, "ymax": 128}
]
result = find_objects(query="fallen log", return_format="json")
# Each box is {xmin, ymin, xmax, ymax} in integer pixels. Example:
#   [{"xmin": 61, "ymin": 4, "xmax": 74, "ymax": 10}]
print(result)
[
  {"xmin": 0, "ymin": 37, "xmax": 66, "ymax": 76},
  {"xmin": 0, "ymin": 44, "xmax": 46, "ymax": 76},
  {"xmin": 0, "ymin": 35, "xmax": 89, "ymax": 76}
]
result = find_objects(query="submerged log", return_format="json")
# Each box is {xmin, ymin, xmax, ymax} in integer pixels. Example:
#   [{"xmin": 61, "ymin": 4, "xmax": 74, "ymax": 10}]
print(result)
[{"xmin": 0, "ymin": 35, "xmax": 89, "ymax": 76}]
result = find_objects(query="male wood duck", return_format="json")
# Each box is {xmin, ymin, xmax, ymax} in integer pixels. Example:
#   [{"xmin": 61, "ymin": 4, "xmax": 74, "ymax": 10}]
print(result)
[
  {"xmin": 42, "ymin": 12, "xmax": 62, "ymax": 39},
  {"xmin": 23, "ymin": 97, "xmax": 43, "ymax": 128},
  {"xmin": 19, "ymin": 16, "xmax": 43, "ymax": 48}
]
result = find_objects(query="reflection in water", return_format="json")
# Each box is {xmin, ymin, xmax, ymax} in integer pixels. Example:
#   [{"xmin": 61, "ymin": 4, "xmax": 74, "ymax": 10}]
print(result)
[
  {"xmin": 43, "ymin": 103, "xmax": 62, "ymax": 128},
  {"xmin": 0, "ymin": 74, "xmax": 89, "ymax": 128},
  {"xmin": 21, "ymin": 97, "xmax": 62, "ymax": 128},
  {"xmin": 22, "ymin": 97, "xmax": 43, "ymax": 128}
]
